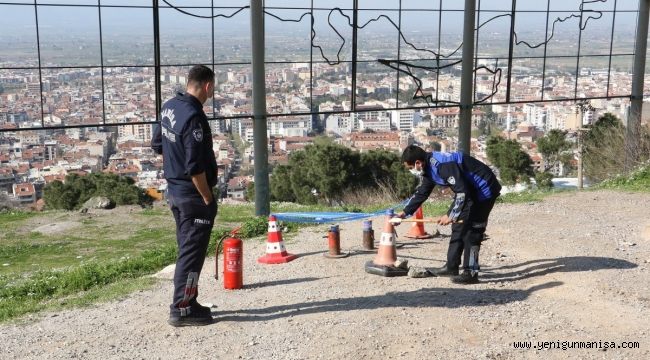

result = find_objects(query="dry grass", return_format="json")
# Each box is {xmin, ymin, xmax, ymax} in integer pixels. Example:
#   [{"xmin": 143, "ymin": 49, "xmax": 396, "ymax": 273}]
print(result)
[
  {"xmin": 340, "ymin": 181, "xmax": 451, "ymax": 207},
  {"xmin": 340, "ymin": 182, "xmax": 402, "ymax": 207},
  {"xmin": 584, "ymin": 117, "xmax": 650, "ymax": 182}
]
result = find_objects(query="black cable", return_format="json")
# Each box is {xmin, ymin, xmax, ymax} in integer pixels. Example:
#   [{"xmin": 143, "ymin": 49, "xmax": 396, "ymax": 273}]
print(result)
[
  {"xmin": 378, "ymin": 0, "xmax": 610, "ymax": 106},
  {"xmin": 378, "ymin": 59, "xmax": 463, "ymax": 107},
  {"xmin": 514, "ymin": 0, "xmax": 608, "ymax": 49},
  {"xmin": 165, "ymin": 1, "xmax": 613, "ymax": 107},
  {"xmin": 160, "ymin": 0, "xmax": 248, "ymax": 19}
]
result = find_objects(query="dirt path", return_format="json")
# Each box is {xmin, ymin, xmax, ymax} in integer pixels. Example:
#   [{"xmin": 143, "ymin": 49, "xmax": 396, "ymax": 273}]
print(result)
[{"xmin": 1, "ymin": 190, "xmax": 649, "ymax": 359}]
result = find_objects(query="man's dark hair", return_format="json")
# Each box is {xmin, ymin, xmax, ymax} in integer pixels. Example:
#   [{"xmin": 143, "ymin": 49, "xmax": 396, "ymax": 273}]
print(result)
[
  {"xmin": 187, "ymin": 65, "xmax": 215, "ymax": 87},
  {"xmin": 401, "ymin": 145, "xmax": 428, "ymax": 165}
]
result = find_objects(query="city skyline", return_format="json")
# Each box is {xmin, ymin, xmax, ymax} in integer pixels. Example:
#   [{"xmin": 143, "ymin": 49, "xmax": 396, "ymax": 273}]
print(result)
[
  {"xmin": 1, "ymin": 0, "xmax": 648, "ymax": 209},
  {"xmin": 0, "ymin": 0, "xmax": 646, "ymax": 130}
]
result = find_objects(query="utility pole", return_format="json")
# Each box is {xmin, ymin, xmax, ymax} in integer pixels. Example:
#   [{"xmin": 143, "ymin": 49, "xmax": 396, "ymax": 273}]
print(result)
[
  {"xmin": 577, "ymin": 128, "xmax": 584, "ymax": 190},
  {"xmin": 458, "ymin": 0, "xmax": 476, "ymax": 154},
  {"xmin": 628, "ymin": 0, "xmax": 650, "ymax": 170},
  {"xmin": 575, "ymin": 102, "xmax": 592, "ymax": 190},
  {"xmin": 251, "ymin": 0, "xmax": 270, "ymax": 216}
]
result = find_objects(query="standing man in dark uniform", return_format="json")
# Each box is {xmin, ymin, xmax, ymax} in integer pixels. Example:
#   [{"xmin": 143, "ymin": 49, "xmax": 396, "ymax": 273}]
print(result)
[
  {"xmin": 397, "ymin": 145, "xmax": 501, "ymax": 284},
  {"xmin": 151, "ymin": 65, "xmax": 218, "ymax": 326}
]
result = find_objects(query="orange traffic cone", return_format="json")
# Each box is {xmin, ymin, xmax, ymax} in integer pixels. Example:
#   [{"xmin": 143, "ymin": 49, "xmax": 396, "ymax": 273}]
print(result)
[
  {"xmin": 373, "ymin": 216, "xmax": 397, "ymax": 266},
  {"xmin": 257, "ymin": 215, "xmax": 297, "ymax": 264},
  {"xmin": 364, "ymin": 211, "xmax": 408, "ymax": 277},
  {"xmin": 405, "ymin": 207, "xmax": 434, "ymax": 239}
]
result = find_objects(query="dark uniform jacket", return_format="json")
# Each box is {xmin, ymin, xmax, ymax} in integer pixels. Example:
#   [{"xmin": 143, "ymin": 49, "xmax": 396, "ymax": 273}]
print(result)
[
  {"xmin": 403, "ymin": 152, "xmax": 501, "ymax": 221},
  {"xmin": 151, "ymin": 92, "xmax": 217, "ymax": 196}
]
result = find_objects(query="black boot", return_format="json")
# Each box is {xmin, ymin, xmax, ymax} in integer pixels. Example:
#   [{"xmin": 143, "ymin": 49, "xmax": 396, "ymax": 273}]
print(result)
[
  {"xmin": 190, "ymin": 300, "xmax": 213, "ymax": 316},
  {"xmin": 431, "ymin": 264, "xmax": 459, "ymax": 277},
  {"xmin": 451, "ymin": 270, "xmax": 479, "ymax": 284},
  {"xmin": 168, "ymin": 306, "xmax": 213, "ymax": 327}
]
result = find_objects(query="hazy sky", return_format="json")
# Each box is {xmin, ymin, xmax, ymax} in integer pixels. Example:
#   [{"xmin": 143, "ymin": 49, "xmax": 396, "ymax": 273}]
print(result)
[{"xmin": 0, "ymin": 0, "xmax": 639, "ymax": 38}]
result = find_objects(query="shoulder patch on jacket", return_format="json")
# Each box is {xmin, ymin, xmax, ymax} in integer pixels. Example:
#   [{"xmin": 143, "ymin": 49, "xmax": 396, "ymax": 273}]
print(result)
[{"xmin": 192, "ymin": 129, "xmax": 203, "ymax": 142}]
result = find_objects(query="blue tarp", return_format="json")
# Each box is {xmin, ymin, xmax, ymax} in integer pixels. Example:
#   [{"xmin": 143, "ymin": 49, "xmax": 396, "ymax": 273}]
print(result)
[{"xmin": 272, "ymin": 201, "xmax": 407, "ymax": 224}]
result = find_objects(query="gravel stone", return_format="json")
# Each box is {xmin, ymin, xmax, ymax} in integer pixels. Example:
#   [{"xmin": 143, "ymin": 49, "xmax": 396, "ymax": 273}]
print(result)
[{"xmin": 1, "ymin": 190, "xmax": 648, "ymax": 359}]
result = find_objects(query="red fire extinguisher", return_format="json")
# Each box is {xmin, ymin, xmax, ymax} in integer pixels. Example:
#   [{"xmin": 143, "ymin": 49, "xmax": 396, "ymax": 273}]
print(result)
[{"xmin": 215, "ymin": 227, "xmax": 243, "ymax": 290}]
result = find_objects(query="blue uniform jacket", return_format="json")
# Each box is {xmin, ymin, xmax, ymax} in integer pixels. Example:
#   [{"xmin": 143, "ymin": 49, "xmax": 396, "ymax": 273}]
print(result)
[
  {"xmin": 151, "ymin": 92, "xmax": 217, "ymax": 196},
  {"xmin": 403, "ymin": 152, "xmax": 501, "ymax": 221}
]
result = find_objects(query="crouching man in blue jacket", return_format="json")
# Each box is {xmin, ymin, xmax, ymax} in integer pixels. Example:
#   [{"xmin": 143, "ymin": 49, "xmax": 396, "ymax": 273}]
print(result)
[{"xmin": 397, "ymin": 145, "xmax": 501, "ymax": 284}]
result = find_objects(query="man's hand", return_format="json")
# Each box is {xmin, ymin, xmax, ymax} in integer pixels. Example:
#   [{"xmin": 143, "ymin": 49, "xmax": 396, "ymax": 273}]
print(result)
[
  {"xmin": 202, "ymin": 195, "xmax": 213, "ymax": 206},
  {"xmin": 437, "ymin": 214, "xmax": 452, "ymax": 226},
  {"xmin": 390, "ymin": 212, "xmax": 406, "ymax": 226},
  {"xmin": 191, "ymin": 172, "xmax": 213, "ymax": 206}
]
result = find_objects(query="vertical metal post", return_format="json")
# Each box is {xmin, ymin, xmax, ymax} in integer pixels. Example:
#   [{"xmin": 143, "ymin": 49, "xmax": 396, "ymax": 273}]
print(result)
[
  {"xmin": 435, "ymin": 0, "xmax": 442, "ymax": 104},
  {"xmin": 395, "ymin": 0, "xmax": 402, "ymax": 107},
  {"xmin": 153, "ymin": 0, "xmax": 162, "ymax": 120},
  {"xmin": 251, "ymin": 0, "xmax": 270, "ymax": 216},
  {"xmin": 458, "ymin": 0, "xmax": 476, "ymax": 154},
  {"xmin": 98, "ymin": 0, "xmax": 106, "ymax": 125},
  {"xmin": 574, "ymin": 5, "xmax": 585, "ymax": 101},
  {"xmin": 351, "ymin": 0, "xmax": 359, "ymax": 111},
  {"xmin": 309, "ymin": 0, "xmax": 314, "ymax": 115},
  {"xmin": 211, "ymin": 0, "xmax": 216, "ymax": 118},
  {"xmin": 505, "ymin": 0, "xmax": 516, "ymax": 103},
  {"xmin": 606, "ymin": 0, "xmax": 619, "ymax": 97},
  {"xmin": 628, "ymin": 0, "xmax": 649, "ymax": 170},
  {"xmin": 540, "ymin": 0, "xmax": 551, "ymax": 100},
  {"xmin": 34, "ymin": 1, "xmax": 45, "ymax": 127},
  {"xmin": 473, "ymin": 0, "xmax": 481, "ymax": 104}
]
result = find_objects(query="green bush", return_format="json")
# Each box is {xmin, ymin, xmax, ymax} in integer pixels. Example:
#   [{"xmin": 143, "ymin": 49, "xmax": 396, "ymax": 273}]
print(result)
[
  {"xmin": 599, "ymin": 164, "xmax": 650, "ymax": 191},
  {"xmin": 239, "ymin": 216, "xmax": 269, "ymax": 238},
  {"xmin": 534, "ymin": 171, "xmax": 554, "ymax": 190},
  {"xmin": 245, "ymin": 181, "xmax": 255, "ymax": 202},
  {"xmin": 270, "ymin": 144, "xmax": 417, "ymax": 204},
  {"xmin": 43, "ymin": 173, "xmax": 151, "ymax": 210},
  {"xmin": 486, "ymin": 136, "xmax": 534, "ymax": 185}
]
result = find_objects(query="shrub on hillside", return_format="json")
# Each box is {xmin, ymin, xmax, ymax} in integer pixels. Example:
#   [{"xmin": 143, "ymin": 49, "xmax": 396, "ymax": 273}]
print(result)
[
  {"xmin": 43, "ymin": 173, "xmax": 151, "ymax": 210},
  {"xmin": 583, "ymin": 113, "xmax": 650, "ymax": 182},
  {"xmin": 0, "ymin": 193, "xmax": 18, "ymax": 211},
  {"xmin": 534, "ymin": 171, "xmax": 554, "ymax": 190},
  {"xmin": 599, "ymin": 163, "xmax": 650, "ymax": 191},
  {"xmin": 486, "ymin": 136, "xmax": 534, "ymax": 185},
  {"xmin": 269, "ymin": 143, "xmax": 417, "ymax": 205}
]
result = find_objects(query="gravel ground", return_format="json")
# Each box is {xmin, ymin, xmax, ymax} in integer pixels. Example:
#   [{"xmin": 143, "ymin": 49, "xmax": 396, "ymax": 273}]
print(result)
[{"xmin": 1, "ymin": 190, "xmax": 649, "ymax": 360}]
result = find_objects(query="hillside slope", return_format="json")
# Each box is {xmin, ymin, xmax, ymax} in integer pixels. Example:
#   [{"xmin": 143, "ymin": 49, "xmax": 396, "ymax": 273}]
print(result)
[{"xmin": 1, "ymin": 190, "xmax": 649, "ymax": 360}]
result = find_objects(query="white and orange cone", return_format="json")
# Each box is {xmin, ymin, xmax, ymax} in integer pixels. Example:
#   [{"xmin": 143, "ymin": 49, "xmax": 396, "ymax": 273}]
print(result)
[
  {"xmin": 257, "ymin": 215, "xmax": 297, "ymax": 264},
  {"xmin": 365, "ymin": 211, "xmax": 408, "ymax": 277},
  {"xmin": 372, "ymin": 213, "xmax": 398, "ymax": 266}
]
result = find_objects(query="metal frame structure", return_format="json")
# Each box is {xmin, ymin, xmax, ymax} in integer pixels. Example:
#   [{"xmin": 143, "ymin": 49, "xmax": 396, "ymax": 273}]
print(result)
[
  {"xmin": 1, "ymin": 0, "xmax": 648, "ymax": 214},
  {"xmin": 0, "ymin": 0, "xmax": 646, "ymax": 133}
]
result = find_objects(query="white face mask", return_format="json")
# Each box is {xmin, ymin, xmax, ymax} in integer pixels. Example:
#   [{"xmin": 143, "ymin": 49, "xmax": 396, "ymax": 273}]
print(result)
[{"xmin": 409, "ymin": 167, "xmax": 423, "ymax": 177}]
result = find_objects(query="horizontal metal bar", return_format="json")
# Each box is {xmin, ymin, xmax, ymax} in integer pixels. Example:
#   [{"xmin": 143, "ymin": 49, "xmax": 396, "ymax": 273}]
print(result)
[
  {"xmin": 0, "ymin": 53, "xmax": 638, "ymax": 71},
  {"xmin": 0, "ymin": 93, "xmax": 633, "ymax": 134},
  {"xmin": 1, "ymin": 3, "xmax": 638, "ymax": 14},
  {"xmin": 487, "ymin": 95, "xmax": 631, "ymax": 107}
]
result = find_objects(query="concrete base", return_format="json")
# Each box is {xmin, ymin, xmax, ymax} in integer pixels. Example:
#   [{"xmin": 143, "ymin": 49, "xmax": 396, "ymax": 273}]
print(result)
[
  {"xmin": 364, "ymin": 261, "xmax": 408, "ymax": 277},
  {"xmin": 257, "ymin": 253, "xmax": 298, "ymax": 264},
  {"xmin": 373, "ymin": 242, "xmax": 406, "ymax": 249},
  {"xmin": 404, "ymin": 233, "xmax": 434, "ymax": 240},
  {"xmin": 324, "ymin": 251, "xmax": 350, "ymax": 259}
]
